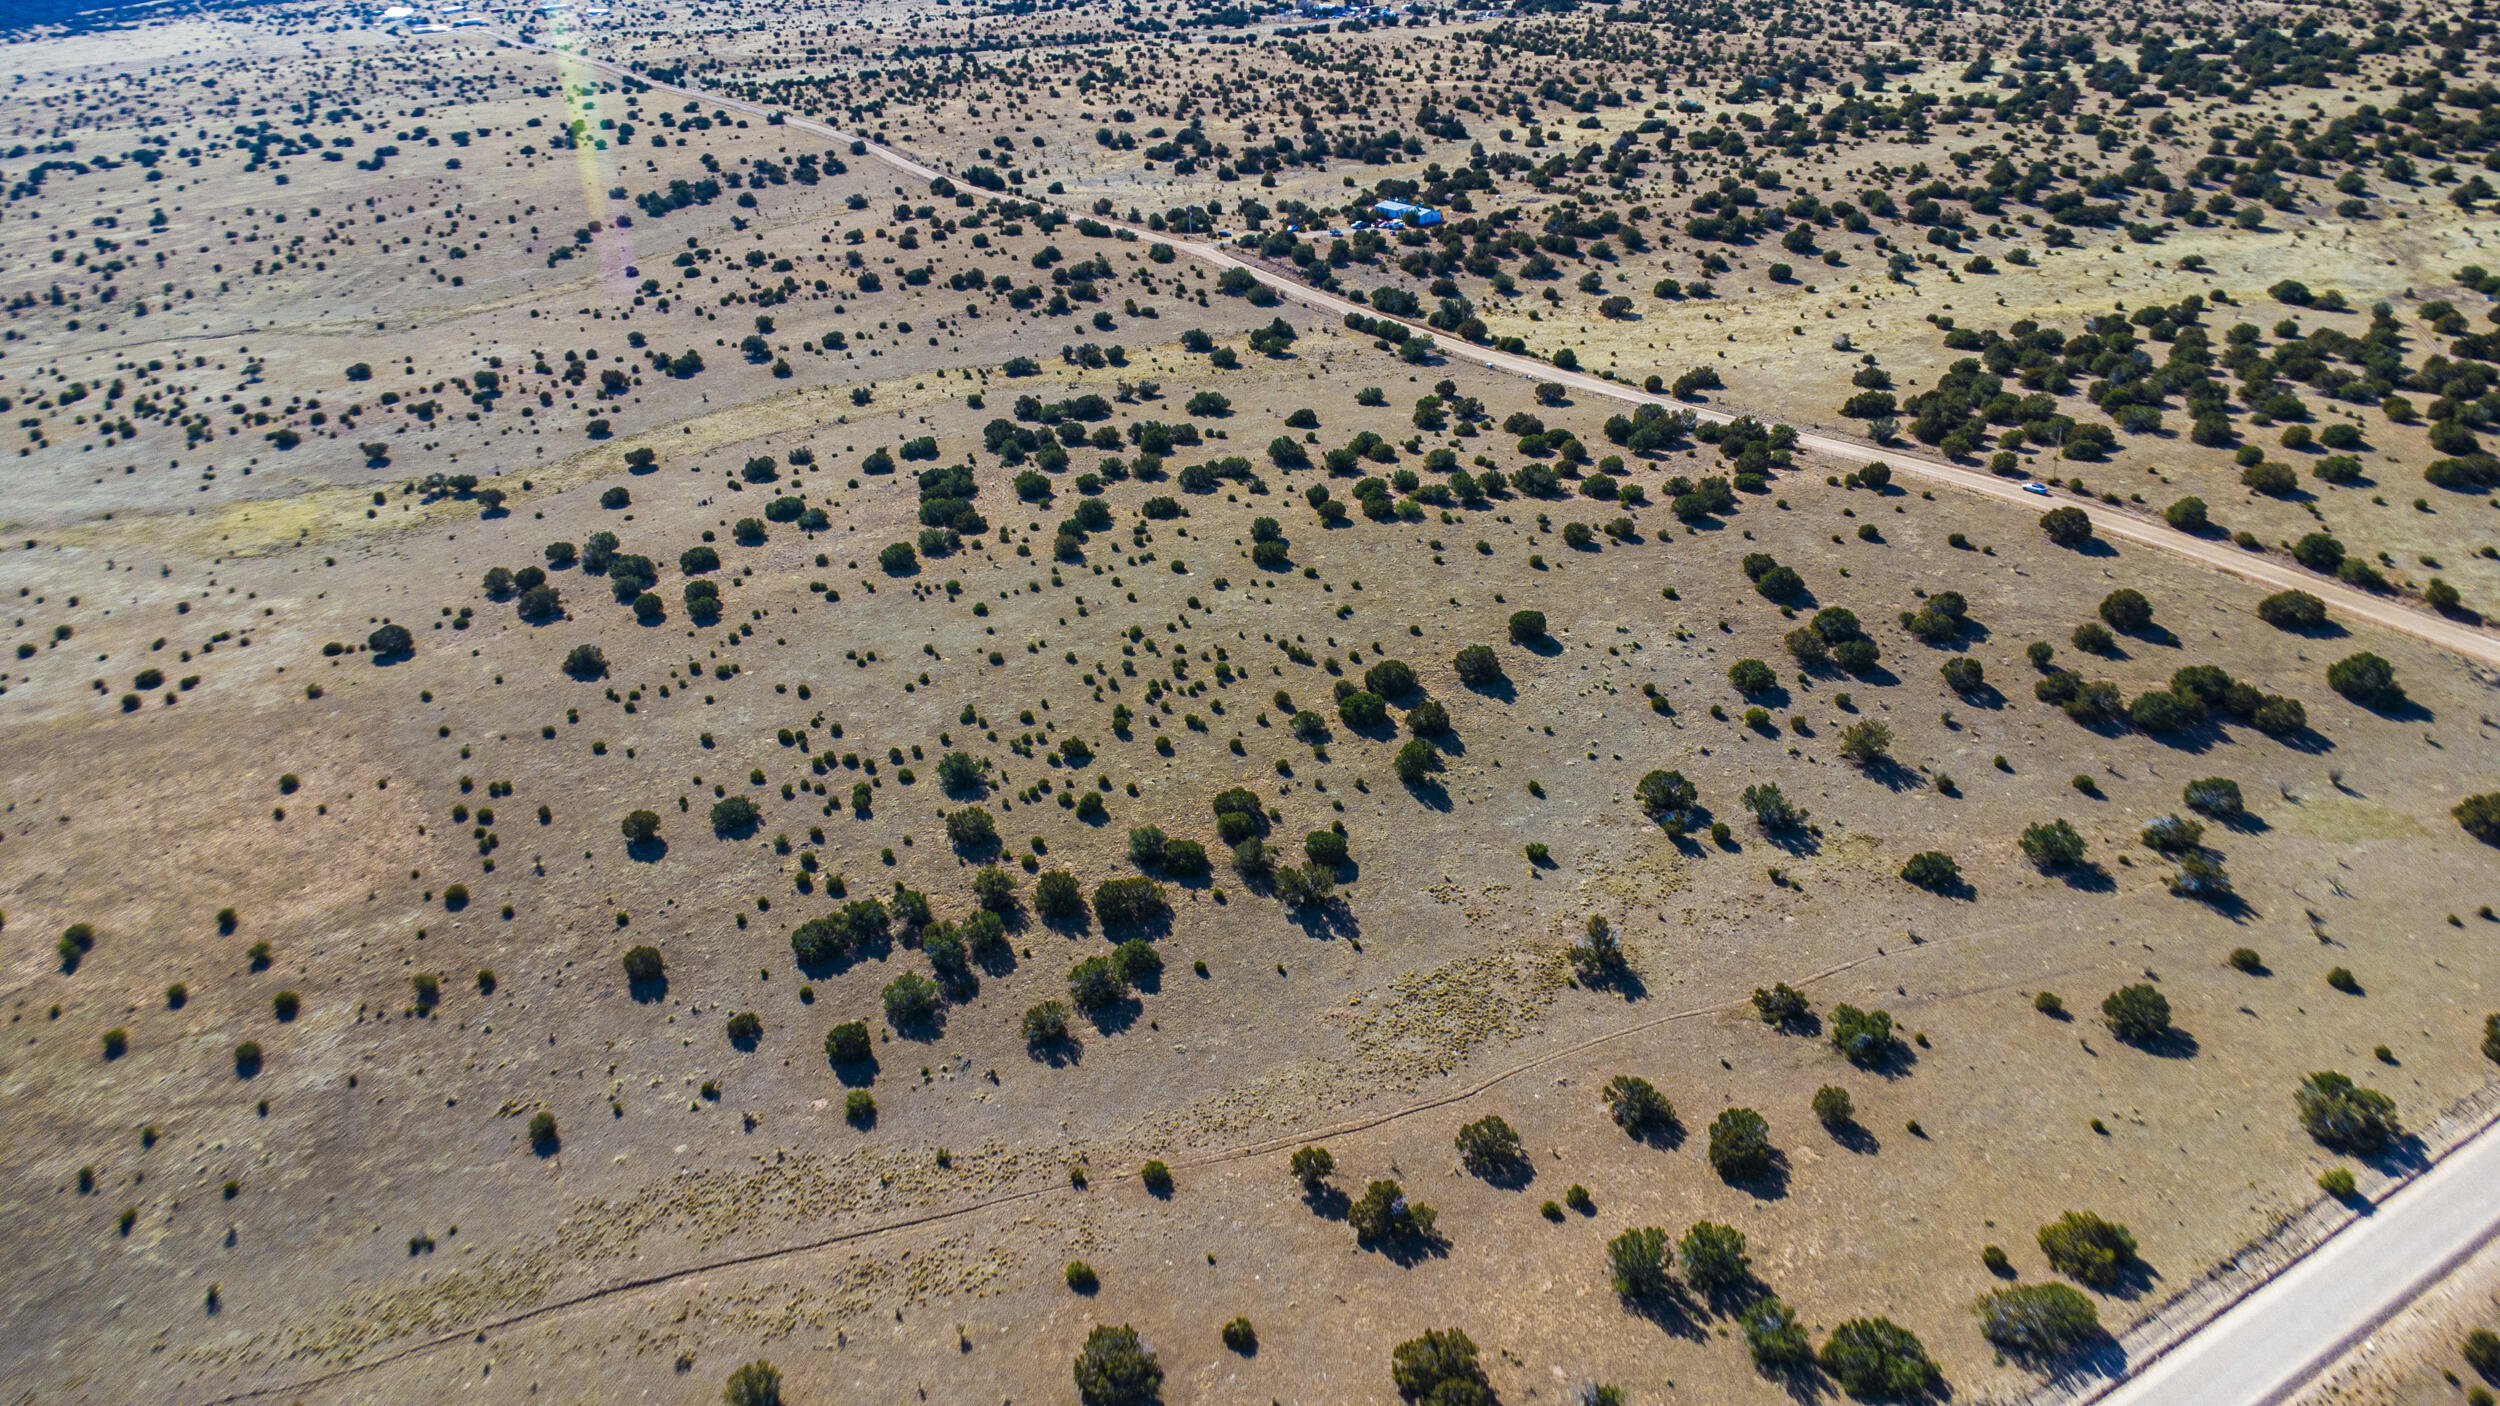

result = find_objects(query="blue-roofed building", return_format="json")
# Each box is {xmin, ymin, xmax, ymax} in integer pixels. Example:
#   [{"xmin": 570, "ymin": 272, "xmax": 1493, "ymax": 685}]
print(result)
[{"xmin": 1372, "ymin": 199, "xmax": 1443, "ymax": 226}]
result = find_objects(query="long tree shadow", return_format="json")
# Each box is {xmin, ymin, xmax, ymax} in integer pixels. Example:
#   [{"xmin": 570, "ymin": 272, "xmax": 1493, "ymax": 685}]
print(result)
[
  {"xmin": 1288, "ymin": 898, "xmax": 1361, "ymax": 942},
  {"xmin": 1470, "ymin": 1154, "xmax": 1537, "ymax": 1193},
  {"xmin": 2128, "ymin": 1026, "xmax": 2202, "ymax": 1060},
  {"xmin": 1082, "ymin": 995, "xmax": 1143, "ymax": 1035},
  {"xmin": 2359, "ymin": 1130, "xmax": 2432, "ymax": 1179},
  {"xmin": 1027, "ymin": 1032, "xmax": 1083, "ymax": 1068},
  {"xmin": 1403, "ymin": 776, "xmax": 1455, "ymax": 812},
  {"xmin": 2143, "ymin": 723, "xmax": 2223, "ymax": 755},
  {"xmin": 1722, "ymin": 1152, "xmax": 1792, "ymax": 1201},
  {"xmin": 1761, "ymin": 825, "xmax": 1822, "ymax": 857},
  {"xmin": 1620, "ymin": 1283, "xmax": 1710, "ymax": 1343},
  {"xmin": 1826, "ymin": 1118, "xmax": 1882, "ymax": 1155},
  {"xmin": 2055, "ymin": 863, "xmax": 2117, "ymax": 893},
  {"xmin": 2035, "ymin": 1337, "xmax": 2129, "ymax": 1393},
  {"xmin": 2128, "ymin": 623, "xmax": 2182, "ymax": 649},
  {"xmin": 1361, "ymin": 1228, "xmax": 1451, "ymax": 1268},
  {"xmin": 1763, "ymin": 1359, "xmax": 1837, "ymax": 1405},
  {"xmin": 2102, "ymin": 1254, "xmax": 2165, "ymax": 1301},
  {"xmin": 1578, "ymin": 964, "xmax": 1649, "ymax": 1002},
  {"xmin": 888, "ymin": 1006, "xmax": 948, "ymax": 1042}
]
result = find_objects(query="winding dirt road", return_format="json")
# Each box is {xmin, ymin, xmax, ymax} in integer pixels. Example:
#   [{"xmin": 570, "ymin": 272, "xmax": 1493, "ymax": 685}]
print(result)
[{"xmin": 515, "ymin": 28, "xmax": 2500, "ymax": 668}]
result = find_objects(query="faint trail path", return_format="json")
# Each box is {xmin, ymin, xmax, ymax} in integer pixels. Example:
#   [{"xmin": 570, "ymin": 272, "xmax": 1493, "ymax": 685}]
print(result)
[
  {"xmin": 510, "ymin": 29, "xmax": 2500, "ymax": 668},
  {"xmin": 200, "ymin": 933, "xmax": 1934, "ymax": 1405}
]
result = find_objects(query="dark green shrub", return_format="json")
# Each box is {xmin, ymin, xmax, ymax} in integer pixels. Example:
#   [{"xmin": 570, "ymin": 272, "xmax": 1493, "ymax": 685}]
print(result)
[
  {"xmin": 2037, "ymin": 1210, "xmax": 2137, "ymax": 1288},
  {"xmin": 2039, "ymin": 506, "xmax": 2092, "ymax": 546},
  {"xmin": 1301, "ymin": 829, "xmax": 1350, "ymax": 869},
  {"xmin": 1830, "ymin": 1004, "xmax": 1895, "ymax": 1066},
  {"xmin": 1742, "ymin": 783, "xmax": 1807, "ymax": 831},
  {"xmin": 944, "ymin": 806, "xmax": 998, "ymax": 850},
  {"xmin": 1068, "ymin": 955, "xmax": 1127, "ymax": 1010},
  {"xmin": 1350, "ymin": 1179, "xmax": 1436, "ymax": 1244},
  {"xmin": 1389, "ymin": 1328, "xmax": 1485, "ymax": 1402},
  {"xmin": 1160, "ymin": 838, "xmax": 1210, "ymax": 878},
  {"xmin": 1813, "ymin": 1084, "xmax": 1854, "ymax": 1127},
  {"xmin": 2327, "ymin": 652, "xmax": 2404, "ymax": 709},
  {"xmin": 1900, "ymin": 851, "xmax": 1960, "ymax": 891},
  {"xmin": 1363, "ymin": 659, "xmax": 1417, "ymax": 698},
  {"xmin": 2020, "ymin": 818, "xmax": 2087, "ymax": 870},
  {"xmin": 2464, "ymin": 1327, "xmax": 2500, "ymax": 1380},
  {"xmin": 1454, "ymin": 1114, "xmax": 1522, "ymax": 1173},
  {"xmin": 1707, "ymin": 1106, "xmax": 1773, "ymax": 1180},
  {"xmin": 1752, "ymin": 982, "xmax": 1809, "ymax": 1025},
  {"xmin": 723, "ymin": 1360, "xmax": 782, "ymax": 1406},
  {"xmin": 2257, "ymin": 589, "xmax": 2328, "ymax": 630},
  {"xmin": 1818, "ymin": 1318, "xmax": 1940, "ymax": 1398},
  {"xmin": 1094, "ymin": 877, "xmax": 1169, "ymax": 927},
  {"xmin": 1974, "ymin": 1283, "xmax": 2102, "ymax": 1360},
  {"xmin": 881, "ymin": 971, "xmax": 941, "ymax": 1028},
  {"xmin": 1743, "ymin": 1298, "xmax": 1813, "ymax": 1370},
  {"xmin": 2453, "ymin": 794, "xmax": 2500, "ymax": 846},
  {"xmin": 2184, "ymin": 778, "xmax": 2244, "ymax": 818},
  {"xmin": 2098, "ymin": 589, "xmax": 2153, "ymax": 633},
  {"xmin": 2297, "ymin": 1070, "xmax": 2400, "ymax": 1152},
  {"xmin": 1838, "ymin": 719, "xmax": 1892, "ymax": 765},
  {"xmin": 1072, "ymin": 1325, "xmax": 1163, "ymax": 1406},
  {"xmin": 1603, "ymin": 1074, "xmax": 1675, "ymax": 1134},
  {"xmin": 1021, "ymin": 1000, "xmax": 1071, "ymax": 1048},
  {"xmin": 2101, "ymin": 984, "xmax": 2172, "ymax": 1044},
  {"xmin": 1034, "ymin": 870, "xmax": 1087, "ymax": 921},
  {"xmin": 1607, "ymin": 1226, "xmax": 1673, "ymax": 1298},
  {"xmin": 1679, "ymin": 1221, "xmax": 1749, "ymax": 1293},
  {"xmin": 825, "ymin": 1020, "xmax": 872, "ymax": 1064},
  {"xmin": 1113, "ymin": 939, "xmax": 1163, "ymax": 984}
]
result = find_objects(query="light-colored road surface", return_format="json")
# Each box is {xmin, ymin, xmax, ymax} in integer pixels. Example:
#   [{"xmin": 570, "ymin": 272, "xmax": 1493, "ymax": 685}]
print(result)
[
  {"xmin": 2097, "ymin": 1118, "xmax": 2500, "ymax": 1406},
  {"xmin": 515, "ymin": 28, "xmax": 2500, "ymax": 664}
]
